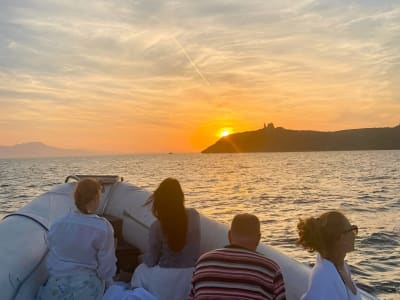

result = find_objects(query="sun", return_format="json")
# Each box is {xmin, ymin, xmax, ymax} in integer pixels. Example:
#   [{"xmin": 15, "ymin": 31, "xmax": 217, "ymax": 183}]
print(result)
[
  {"xmin": 220, "ymin": 130, "xmax": 230, "ymax": 137},
  {"xmin": 218, "ymin": 128, "xmax": 233, "ymax": 138}
]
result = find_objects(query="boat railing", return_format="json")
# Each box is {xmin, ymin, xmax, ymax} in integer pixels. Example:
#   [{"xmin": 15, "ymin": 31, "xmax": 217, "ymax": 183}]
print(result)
[{"xmin": 65, "ymin": 175, "xmax": 122, "ymax": 184}]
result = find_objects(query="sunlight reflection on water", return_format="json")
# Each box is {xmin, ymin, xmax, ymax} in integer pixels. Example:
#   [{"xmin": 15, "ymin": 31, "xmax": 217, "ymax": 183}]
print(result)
[{"xmin": 0, "ymin": 151, "xmax": 399, "ymax": 298}]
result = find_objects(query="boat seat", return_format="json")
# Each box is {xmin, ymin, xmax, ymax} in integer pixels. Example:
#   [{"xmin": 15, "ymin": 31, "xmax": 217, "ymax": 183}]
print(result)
[{"xmin": 102, "ymin": 214, "xmax": 141, "ymax": 281}]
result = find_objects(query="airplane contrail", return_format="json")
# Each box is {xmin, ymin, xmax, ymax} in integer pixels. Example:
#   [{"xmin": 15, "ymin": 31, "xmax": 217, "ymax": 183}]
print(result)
[{"xmin": 172, "ymin": 37, "xmax": 210, "ymax": 85}]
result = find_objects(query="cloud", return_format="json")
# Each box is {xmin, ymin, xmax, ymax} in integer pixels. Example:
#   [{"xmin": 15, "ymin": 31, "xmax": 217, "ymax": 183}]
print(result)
[{"xmin": 0, "ymin": 0, "xmax": 399, "ymax": 151}]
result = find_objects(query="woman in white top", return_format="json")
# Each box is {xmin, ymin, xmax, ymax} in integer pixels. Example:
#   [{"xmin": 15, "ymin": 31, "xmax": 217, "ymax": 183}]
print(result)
[
  {"xmin": 296, "ymin": 210, "xmax": 362, "ymax": 300},
  {"xmin": 37, "ymin": 178, "xmax": 117, "ymax": 300}
]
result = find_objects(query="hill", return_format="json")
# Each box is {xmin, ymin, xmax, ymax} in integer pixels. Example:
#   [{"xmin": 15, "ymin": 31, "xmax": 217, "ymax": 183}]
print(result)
[
  {"xmin": 202, "ymin": 123, "xmax": 400, "ymax": 153},
  {"xmin": 0, "ymin": 142, "xmax": 99, "ymax": 158}
]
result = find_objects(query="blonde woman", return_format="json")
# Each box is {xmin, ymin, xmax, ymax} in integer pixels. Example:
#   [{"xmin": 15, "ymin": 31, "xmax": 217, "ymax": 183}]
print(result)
[
  {"xmin": 37, "ymin": 178, "xmax": 116, "ymax": 300},
  {"xmin": 296, "ymin": 210, "xmax": 361, "ymax": 300}
]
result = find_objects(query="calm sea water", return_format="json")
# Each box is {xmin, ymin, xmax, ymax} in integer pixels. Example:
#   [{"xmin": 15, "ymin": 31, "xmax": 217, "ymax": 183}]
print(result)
[{"xmin": 0, "ymin": 151, "xmax": 399, "ymax": 299}]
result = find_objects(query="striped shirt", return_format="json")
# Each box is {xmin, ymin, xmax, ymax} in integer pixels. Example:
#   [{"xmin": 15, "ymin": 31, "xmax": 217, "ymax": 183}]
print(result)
[{"xmin": 188, "ymin": 245, "xmax": 286, "ymax": 300}]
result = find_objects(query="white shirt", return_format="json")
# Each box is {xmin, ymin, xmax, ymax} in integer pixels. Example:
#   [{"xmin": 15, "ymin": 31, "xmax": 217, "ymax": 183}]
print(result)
[
  {"xmin": 46, "ymin": 211, "xmax": 117, "ymax": 282},
  {"xmin": 302, "ymin": 254, "xmax": 362, "ymax": 300}
]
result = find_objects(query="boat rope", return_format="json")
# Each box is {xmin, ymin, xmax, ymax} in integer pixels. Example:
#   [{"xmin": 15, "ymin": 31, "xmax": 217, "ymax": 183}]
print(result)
[
  {"xmin": 123, "ymin": 209, "xmax": 150, "ymax": 230},
  {"xmin": 3, "ymin": 213, "xmax": 48, "ymax": 231},
  {"xmin": 100, "ymin": 181, "xmax": 120, "ymax": 215}
]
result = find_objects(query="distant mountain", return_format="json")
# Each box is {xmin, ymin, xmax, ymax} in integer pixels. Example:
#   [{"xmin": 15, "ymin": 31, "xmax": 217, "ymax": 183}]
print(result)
[
  {"xmin": 0, "ymin": 142, "xmax": 101, "ymax": 158},
  {"xmin": 202, "ymin": 123, "xmax": 400, "ymax": 153}
]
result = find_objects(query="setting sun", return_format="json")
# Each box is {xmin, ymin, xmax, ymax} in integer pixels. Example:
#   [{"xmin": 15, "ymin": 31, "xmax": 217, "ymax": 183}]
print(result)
[{"xmin": 218, "ymin": 128, "xmax": 233, "ymax": 138}]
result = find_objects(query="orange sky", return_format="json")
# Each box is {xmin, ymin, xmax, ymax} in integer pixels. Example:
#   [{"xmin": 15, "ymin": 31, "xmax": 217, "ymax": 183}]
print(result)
[{"xmin": 1, "ymin": 1, "xmax": 399, "ymax": 153}]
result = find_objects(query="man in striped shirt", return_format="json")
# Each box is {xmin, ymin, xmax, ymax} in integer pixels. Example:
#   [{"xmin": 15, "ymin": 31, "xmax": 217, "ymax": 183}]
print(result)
[{"xmin": 188, "ymin": 213, "xmax": 286, "ymax": 300}]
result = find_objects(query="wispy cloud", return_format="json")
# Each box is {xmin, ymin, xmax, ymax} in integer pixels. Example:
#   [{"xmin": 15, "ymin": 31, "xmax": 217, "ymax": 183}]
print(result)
[
  {"xmin": 0, "ymin": 0, "xmax": 399, "ymax": 152},
  {"xmin": 172, "ymin": 37, "xmax": 210, "ymax": 85}
]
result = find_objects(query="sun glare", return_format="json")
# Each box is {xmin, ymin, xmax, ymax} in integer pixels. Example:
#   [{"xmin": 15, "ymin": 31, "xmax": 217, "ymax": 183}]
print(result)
[{"xmin": 218, "ymin": 128, "xmax": 232, "ymax": 138}]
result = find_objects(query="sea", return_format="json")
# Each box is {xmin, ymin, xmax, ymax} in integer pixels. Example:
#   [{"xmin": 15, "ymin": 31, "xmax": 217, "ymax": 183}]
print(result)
[{"xmin": 0, "ymin": 151, "xmax": 399, "ymax": 299}]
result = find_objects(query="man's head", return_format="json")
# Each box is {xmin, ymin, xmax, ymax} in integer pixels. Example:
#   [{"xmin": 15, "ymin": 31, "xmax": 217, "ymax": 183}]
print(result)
[{"xmin": 228, "ymin": 213, "xmax": 261, "ymax": 251}]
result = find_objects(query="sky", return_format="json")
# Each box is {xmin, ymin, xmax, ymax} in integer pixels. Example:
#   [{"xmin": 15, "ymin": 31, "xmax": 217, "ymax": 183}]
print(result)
[{"xmin": 0, "ymin": 0, "xmax": 399, "ymax": 153}]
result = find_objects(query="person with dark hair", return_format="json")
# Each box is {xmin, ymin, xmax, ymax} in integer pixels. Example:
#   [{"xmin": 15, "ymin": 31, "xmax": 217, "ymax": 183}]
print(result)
[
  {"xmin": 131, "ymin": 178, "xmax": 200, "ymax": 300},
  {"xmin": 37, "ymin": 178, "xmax": 116, "ymax": 300},
  {"xmin": 189, "ymin": 213, "xmax": 286, "ymax": 300},
  {"xmin": 296, "ymin": 210, "xmax": 361, "ymax": 300}
]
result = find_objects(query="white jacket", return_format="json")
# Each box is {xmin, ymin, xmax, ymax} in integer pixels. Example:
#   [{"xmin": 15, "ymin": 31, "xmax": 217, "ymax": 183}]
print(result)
[{"xmin": 302, "ymin": 254, "xmax": 362, "ymax": 300}]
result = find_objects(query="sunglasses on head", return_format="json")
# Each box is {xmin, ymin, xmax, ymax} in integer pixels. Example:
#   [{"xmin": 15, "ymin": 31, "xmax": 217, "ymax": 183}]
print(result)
[{"xmin": 342, "ymin": 224, "xmax": 358, "ymax": 235}]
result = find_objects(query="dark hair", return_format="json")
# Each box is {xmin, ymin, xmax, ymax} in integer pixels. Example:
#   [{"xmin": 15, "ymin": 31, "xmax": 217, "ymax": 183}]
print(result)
[
  {"xmin": 296, "ymin": 210, "xmax": 347, "ymax": 257},
  {"xmin": 74, "ymin": 178, "xmax": 101, "ymax": 214},
  {"xmin": 151, "ymin": 178, "xmax": 187, "ymax": 252}
]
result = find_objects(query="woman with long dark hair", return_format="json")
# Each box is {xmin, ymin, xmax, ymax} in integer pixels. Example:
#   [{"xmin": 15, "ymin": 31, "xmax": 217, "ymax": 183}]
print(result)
[
  {"xmin": 131, "ymin": 178, "xmax": 200, "ymax": 300},
  {"xmin": 296, "ymin": 210, "xmax": 361, "ymax": 300}
]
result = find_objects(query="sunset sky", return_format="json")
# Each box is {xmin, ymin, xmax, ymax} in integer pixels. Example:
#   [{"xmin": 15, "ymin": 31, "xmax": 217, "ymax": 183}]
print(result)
[{"xmin": 0, "ymin": 1, "xmax": 399, "ymax": 153}]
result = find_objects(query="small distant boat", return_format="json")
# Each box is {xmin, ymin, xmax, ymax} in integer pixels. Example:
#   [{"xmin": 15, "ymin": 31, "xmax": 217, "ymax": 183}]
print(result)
[{"xmin": 0, "ymin": 175, "xmax": 377, "ymax": 300}]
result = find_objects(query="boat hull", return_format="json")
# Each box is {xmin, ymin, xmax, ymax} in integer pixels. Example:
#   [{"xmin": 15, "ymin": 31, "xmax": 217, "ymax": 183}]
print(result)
[{"xmin": 0, "ymin": 180, "xmax": 376, "ymax": 300}]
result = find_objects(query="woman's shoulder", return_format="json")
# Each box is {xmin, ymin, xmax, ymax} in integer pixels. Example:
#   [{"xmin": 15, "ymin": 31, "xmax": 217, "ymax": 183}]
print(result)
[
  {"xmin": 186, "ymin": 208, "xmax": 201, "ymax": 237},
  {"xmin": 186, "ymin": 207, "xmax": 199, "ymax": 217},
  {"xmin": 74, "ymin": 213, "xmax": 114, "ymax": 233},
  {"xmin": 49, "ymin": 212, "xmax": 110, "ymax": 234},
  {"xmin": 311, "ymin": 256, "xmax": 339, "ymax": 282},
  {"xmin": 96, "ymin": 215, "xmax": 116, "ymax": 231},
  {"xmin": 50, "ymin": 211, "xmax": 76, "ymax": 228},
  {"xmin": 186, "ymin": 208, "xmax": 200, "ymax": 226},
  {"xmin": 149, "ymin": 219, "xmax": 161, "ymax": 231}
]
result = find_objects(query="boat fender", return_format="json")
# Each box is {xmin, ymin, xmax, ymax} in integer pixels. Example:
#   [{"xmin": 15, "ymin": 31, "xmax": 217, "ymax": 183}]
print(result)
[{"xmin": 3, "ymin": 213, "xmax": 49, "ymax": 299}]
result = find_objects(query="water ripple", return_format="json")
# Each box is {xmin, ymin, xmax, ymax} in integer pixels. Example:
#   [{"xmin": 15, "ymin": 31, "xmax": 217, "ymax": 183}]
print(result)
[{"xmin": 0, "ymin": 151, "xmax": 399, "ymax": 299}]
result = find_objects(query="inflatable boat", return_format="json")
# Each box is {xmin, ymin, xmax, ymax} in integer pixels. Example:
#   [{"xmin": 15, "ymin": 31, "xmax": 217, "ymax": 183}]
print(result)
[{"xmin": 0, "ymin": 175, "xmax": 377, "ymax": 300}]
